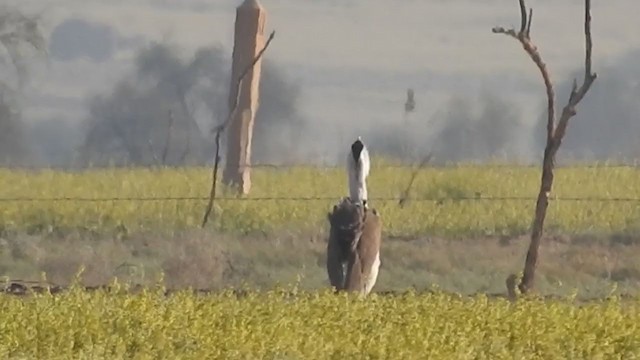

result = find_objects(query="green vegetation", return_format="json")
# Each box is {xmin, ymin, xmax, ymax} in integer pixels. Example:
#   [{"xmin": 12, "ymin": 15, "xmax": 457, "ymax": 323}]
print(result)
[
  {"xmin": 1, "ymin": 162, "xmax": 639, "ymax": 237},
  {"xmin": 0, "ymin": 285, "xmax": 638, "ymax": 359},
  {"xmin": 1, "ymin": 163, "xmax": 639, "ymax": 358}
]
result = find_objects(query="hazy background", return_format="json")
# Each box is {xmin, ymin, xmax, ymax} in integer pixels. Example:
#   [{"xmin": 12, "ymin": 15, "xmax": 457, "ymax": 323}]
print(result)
[{"xmin": 1, "ymin": 0, "xmax": 639, "ymax": 167}]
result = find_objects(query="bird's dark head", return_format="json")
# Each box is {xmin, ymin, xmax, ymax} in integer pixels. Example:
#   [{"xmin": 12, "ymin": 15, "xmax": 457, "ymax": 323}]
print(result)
[{"xmin": 351, "ymin": 137, "xmax": 364, "ymax": 162}]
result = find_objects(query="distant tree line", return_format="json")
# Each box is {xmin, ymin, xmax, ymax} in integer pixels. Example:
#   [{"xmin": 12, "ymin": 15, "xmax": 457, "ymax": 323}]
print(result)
[{"xmin": 1, "ymin": 8, "xmax": 639, "ymax": 168}]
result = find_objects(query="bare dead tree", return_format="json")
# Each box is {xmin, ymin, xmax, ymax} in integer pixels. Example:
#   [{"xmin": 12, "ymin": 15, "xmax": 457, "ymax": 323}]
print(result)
[
  {"xmin": 0, "ymin": 7, "xmax": 46, "ymax": 165},
  {"xmin": 201, "ymin": 30, "xmax": 276, "ymax": 228},
  {"xmin": 493, "ymin": 0, "xmax": 597, "ymax": 296},
  {"xmin": 177, "ymin": 126, "xmax": 191, "ymax": 164},
  {"xmin": 0, "ymin": 6, "xmax": 46, "ymax": 88}
]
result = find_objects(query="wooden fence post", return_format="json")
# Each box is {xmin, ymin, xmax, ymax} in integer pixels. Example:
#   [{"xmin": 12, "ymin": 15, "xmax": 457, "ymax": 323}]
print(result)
[{"xmin": 222, "ymin": 0, "xmax": 267, "ymax": 194}]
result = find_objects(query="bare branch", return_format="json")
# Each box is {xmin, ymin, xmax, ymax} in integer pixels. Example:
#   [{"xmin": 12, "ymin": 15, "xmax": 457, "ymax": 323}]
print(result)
[
  {"xmin": 214, "ymin": 30, "xmax": 276, "ymax": 134},
  {"xmin": 201, "ymin": 30, "xmax": 276, "ymax": 228},
  {"xmin": 518, "ymin": 0, "xmax": 527, "ymax": 35},
  {"xmin": 584, "ymin": 0, "xmax": 594, "ymax": 78},
  {"xmin": 201, "ymin": 129, "xmax": 222, "ymax": 228},
  {"xmin": 492, "ymin": 14, "xmax": 555, "ymax": 143},
  {"xmin": 553, "ymin": 0, "xmax": 597, "ymax": 144},
  {"xmin": 526, "ymin": 8, "xmax": 533, "ymax": 37}
]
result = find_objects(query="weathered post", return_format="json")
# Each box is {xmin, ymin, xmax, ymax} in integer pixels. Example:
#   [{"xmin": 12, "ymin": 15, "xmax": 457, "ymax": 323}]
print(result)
[{"xmin": 223, "ymin": 0, "xmax": 267, "ymax": 194}]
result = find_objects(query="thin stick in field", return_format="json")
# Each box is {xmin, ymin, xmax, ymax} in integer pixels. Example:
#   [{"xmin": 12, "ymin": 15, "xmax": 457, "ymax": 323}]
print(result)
[
  {"xmin": 201, "ymin": 30, "xmax": 276, "ymax": 228},
  {"xmin": 398, "ymin": 151, "xmax": 433, "ymax": 208}
]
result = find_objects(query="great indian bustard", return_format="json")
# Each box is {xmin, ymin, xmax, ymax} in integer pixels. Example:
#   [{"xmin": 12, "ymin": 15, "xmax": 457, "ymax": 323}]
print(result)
[{"xmin": 326, "ymin": 137, "xmax": 382, "ymax": 296}]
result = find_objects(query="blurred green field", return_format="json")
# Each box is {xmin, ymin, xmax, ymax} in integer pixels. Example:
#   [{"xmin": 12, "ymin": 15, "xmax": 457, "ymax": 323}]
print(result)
[
  {"xmin": 1, "ymin": 285, "xmax": 639, "ymax": 359},
  {"xmin": 1, "ymin": 161, "xmax": 639, "ymax": 237}
]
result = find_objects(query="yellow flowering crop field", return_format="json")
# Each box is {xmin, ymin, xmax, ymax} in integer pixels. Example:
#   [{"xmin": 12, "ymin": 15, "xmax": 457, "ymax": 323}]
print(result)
[
  {"xmin": 1, "ymin": 162, "xmax": 639, "ymax": 237},
  {"xmin": 0, "ymin": 285, "xmax": 638, "ymax": 359}
]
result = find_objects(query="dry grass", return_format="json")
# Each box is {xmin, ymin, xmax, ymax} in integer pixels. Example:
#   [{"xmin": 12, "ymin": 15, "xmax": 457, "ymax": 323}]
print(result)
[{"xmin": 1, "ymin": 230, "xmax": 639, "ymax": 298}]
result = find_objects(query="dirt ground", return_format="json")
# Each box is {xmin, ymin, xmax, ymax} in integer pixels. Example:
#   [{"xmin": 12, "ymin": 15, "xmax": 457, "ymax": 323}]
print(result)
[{"xmin": 0, "ymin": 229, "xmax": 638, "ymax": 299}]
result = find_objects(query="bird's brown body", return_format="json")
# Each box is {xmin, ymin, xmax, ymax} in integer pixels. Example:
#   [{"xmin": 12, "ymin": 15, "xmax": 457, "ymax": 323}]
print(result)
[{"xmin": 326, "ymin": 197, "xmax": 382, "ymax": 295}]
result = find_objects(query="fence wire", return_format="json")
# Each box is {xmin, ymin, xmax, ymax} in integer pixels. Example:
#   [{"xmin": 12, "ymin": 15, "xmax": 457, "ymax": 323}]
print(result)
[
  {"xmin": 1, "ymin": 162, "xmax": 639, "ymax": 204},
  {"xmin": 1, "ymin": 195, "xmax": 640, "ymax": 203},
  {"xmin": 1, "ymin": 163, "xmax": 639, "ymax": 171}
]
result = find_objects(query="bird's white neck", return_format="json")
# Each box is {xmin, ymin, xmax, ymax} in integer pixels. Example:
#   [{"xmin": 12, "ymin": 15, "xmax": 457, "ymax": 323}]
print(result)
[
  {"xmin": 348, "ymin": 153, "xmax": 368, "ymax": 206},
  {"xmin": 347, "ymin": 137, "xmax": 370, "ymax": 207}
]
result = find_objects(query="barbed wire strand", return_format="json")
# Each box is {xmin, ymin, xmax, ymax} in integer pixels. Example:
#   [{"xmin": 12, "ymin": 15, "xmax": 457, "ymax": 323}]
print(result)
[
  {"xmin": 1, "ymin": 195, "xmax": 640, "ymax": 203},
  {"xmin": 2, "ymin": 163, "xmax": 639, "ymax": 171}
]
